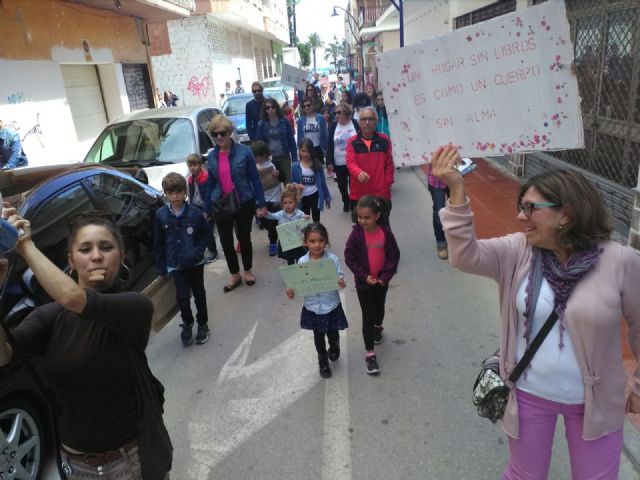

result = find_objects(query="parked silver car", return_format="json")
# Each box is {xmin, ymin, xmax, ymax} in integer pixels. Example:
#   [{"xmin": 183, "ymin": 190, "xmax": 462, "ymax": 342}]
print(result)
[{"xmin": 83, "ymin": 105, "xmax": 235, "ymax": 190}]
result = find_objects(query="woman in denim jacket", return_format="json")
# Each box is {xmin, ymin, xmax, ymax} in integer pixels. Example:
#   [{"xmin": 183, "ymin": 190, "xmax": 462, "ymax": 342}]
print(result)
[
  {"xmin": 255, "ymin": 97, "xmax": 298, "ymax": 185},
  {"xmin": 206, "ymin": 115, "xmax": 266, "ymax": 292}
]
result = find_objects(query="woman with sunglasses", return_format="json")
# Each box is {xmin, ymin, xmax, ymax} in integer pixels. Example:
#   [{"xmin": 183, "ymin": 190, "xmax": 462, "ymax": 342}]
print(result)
[
  {"xmin": 255, "ymin": 97, "xmax": 298, "ymax": 185},
  {"xmin": 206, "ymin": 115, "xmax": 267, "ymax": 292},
  {"xmin": 304, "ymin": 83, "xmax": 324, "ymax": 114},
  {"xmin": 432, "ymin": 145, "xmax": 640, "ymax": 480},
  {"xmin": 296, "ymin": 97, "xmax": 328, "ymax": 167},
  {"xmin": 326, "ymin": 102, "xmax": 360, "ymax": 213}
]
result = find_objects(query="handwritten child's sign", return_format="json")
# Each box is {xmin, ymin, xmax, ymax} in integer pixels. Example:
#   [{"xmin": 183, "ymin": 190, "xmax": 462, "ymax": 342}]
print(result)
[
  {"xmin": 276, "ymin": 218, "xmax": 310, "ymax": 252},
  {"xmin": 376, "ymin": 0, "xmax": 583, "ymax": 166},
  {"xmin": 279, "ymin": 259, "xmax": 339, "ymax": 297},
  {"xmin": 281, "ymin": 64, "xmax": 309, "ymax": 91}
]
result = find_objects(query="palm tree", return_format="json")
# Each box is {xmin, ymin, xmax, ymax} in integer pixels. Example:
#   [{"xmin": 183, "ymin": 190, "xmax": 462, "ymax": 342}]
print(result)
[
  {"xmin": 324, "ymin": 40, "xmax": 342, "ymax": 72},
  {"xmin": 307, "ymin": 33, "xmax": 324, "ymax": 73}
]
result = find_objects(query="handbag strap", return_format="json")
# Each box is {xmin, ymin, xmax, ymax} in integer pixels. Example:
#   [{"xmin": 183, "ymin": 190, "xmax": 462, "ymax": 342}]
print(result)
[{"xmin": 507, "ymin": 310, "xmax": 559, "ymax": 383}]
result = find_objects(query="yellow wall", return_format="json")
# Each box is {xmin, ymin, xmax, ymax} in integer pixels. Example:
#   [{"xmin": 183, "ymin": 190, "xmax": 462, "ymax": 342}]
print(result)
[{"xmin": 0, "ymin": 0, "xmax": 147, "ymax": 62}]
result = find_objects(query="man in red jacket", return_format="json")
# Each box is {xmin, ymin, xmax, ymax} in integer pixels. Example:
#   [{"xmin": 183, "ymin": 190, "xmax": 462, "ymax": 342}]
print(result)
[{"xmin": 346, "ymin": 106, "xmax": 395, "ymax": 222}]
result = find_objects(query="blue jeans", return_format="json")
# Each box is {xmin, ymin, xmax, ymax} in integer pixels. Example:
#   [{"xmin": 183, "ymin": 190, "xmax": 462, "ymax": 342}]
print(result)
[{"xmin": 428, "ymin": 185, "xmax": 449, "ymax": 247}]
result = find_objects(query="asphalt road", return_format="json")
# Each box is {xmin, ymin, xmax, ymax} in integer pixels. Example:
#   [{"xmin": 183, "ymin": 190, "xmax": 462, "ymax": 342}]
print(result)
[{"xmin": 45, "ymin": 168, "xmax": 639, "ymax": 479}]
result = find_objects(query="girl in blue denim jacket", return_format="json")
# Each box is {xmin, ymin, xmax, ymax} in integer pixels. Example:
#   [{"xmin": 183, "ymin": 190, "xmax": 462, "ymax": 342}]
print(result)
[{"xmin": 286, "ymin": 223, "xmax": 348, "ymax": 379}]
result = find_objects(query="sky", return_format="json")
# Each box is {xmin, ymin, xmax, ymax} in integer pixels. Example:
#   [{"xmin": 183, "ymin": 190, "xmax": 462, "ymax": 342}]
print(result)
[{"xmin": 294, "ymin": 0, "xmax": 350, "ymax": 68}]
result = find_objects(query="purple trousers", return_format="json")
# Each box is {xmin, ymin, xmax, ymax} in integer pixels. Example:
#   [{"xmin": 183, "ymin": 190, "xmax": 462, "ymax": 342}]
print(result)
[{"xmin": 502, "ymin": 389, "xmax": 622, "ymax": 480}]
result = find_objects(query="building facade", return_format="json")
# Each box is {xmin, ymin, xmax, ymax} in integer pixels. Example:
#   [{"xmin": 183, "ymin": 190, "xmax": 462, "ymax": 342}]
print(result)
[
  {"xmin": 148, "ymin": 0, "xmax": 289, "ymax": 107},
  {"xmin": 354, "ymin": 0, "xmax": 640, "ymax": 250},
  {"xmin": 0, "ymin": 0, "xmax": 194, "ymax": 166}
]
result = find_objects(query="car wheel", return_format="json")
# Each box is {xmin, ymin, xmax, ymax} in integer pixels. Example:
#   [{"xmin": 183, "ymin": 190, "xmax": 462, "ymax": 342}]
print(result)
[{"xmin": 0, "ymin": 398, "xmax": 43, "ymax": 479}]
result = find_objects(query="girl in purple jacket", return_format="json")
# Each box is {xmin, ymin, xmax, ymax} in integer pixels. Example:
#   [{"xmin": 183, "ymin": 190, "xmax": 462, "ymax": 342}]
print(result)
[{"xmin": 344, "ymin": 195, "xmax": 400, "ymax": 375}]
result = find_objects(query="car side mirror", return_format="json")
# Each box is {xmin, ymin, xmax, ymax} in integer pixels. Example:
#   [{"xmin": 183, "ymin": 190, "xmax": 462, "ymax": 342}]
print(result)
[{"xmin": 134, "ymin": 169, "xmax": 149, "ymax": 185}]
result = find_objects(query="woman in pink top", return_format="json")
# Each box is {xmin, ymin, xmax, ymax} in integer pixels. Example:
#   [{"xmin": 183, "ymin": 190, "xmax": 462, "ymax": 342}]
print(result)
[
  {"xmin": 432, "ymin": 145, "xmax": 640, "ymax": 480},
  {"xmin": 344, "ymin": 195, "xmax": 400, "ymax": 376},
  {"xmin": 206, "ymin": 115, "xmax": 266, "ymax": 292}
]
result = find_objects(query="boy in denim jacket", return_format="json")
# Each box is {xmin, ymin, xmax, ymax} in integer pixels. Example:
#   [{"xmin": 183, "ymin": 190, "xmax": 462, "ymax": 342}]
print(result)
[{"xmin": 154, "ymin": 173, "xmax": 210, "ymax": 346}]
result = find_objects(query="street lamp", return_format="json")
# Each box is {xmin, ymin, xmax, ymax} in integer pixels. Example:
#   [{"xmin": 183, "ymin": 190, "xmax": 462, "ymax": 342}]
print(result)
[
  {"xmin": 331, "ymin": 5, "xmax": 364, "ymax": 77},
  {"xmin": 390, "ymin": 0, "xmax": 404, "ymax": 47}
]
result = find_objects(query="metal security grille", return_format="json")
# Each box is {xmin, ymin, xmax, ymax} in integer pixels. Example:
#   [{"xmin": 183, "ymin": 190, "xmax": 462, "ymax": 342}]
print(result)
[
  {"xmin": 454, "ymin": 0, "xmax": 517, "ymax": 29},
  {"xmin": 556, "ymin": 0, "xmax": 640, "ymax": 189},
  {"xmin": 521, "ymin": 0, "xmax": 639, "ymax": 236}
]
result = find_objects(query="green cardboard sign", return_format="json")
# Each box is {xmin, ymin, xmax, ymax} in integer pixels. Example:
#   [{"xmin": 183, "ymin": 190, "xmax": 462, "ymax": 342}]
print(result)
[
  {"xmin": 276, "ymin": 218, "xmax": 310, "ymax": 252},
  {"xmin": 279, "ymin": 259, "xmax": 339, "ymax": 296}
]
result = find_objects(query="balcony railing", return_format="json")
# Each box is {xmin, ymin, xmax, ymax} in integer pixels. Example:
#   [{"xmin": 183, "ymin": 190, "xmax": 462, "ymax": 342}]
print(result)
[
  {"xmin": 162, "ymin": 0, "xmax": 195, "ymax": 9},
  {"xmin": 360, "ymin": 0, "xmax": 391, "ymax": 29}
]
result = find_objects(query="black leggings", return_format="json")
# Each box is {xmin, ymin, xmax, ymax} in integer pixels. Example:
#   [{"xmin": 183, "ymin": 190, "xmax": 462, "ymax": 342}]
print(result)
[
  {"xmin": 334, "ymin": 165, "xmax": 350, "ymax": 207},
  {"xmin": 216, "ymin": 199, "xmax": 255, "ymax": 274},
  {"xmin": 313, "ymin": 329, "xmax": 339, "ymax": 357},
  {"xmin": 301, "ymin": 191, "xmax": 320, "ymax": 222},
  {"xmin": 356, "ymin": 284, "xmax": 388, "ymax": 351}
]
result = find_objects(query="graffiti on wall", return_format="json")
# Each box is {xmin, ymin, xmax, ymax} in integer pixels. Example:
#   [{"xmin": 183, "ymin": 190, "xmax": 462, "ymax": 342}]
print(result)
[
  {"xmin": 7, "ymin": 92, "xmax": 26, "ymax": 104},
  {"xmin": 21, "ymin": 113, "xmax": 44, "ymax": 147},
  {"xmin": 186, "ymin": 76, "xmax": 210, "ymax": 98},
  {"xmin": 5, "ymin": 113, "xmax": 45, "ymax": 148}
]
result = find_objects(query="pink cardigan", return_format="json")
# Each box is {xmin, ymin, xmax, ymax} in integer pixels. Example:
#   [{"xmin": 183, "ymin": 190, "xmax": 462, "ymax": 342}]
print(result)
[{"xmin": 440, "ymin": 199, "xmax": 640, "ymax": 440}]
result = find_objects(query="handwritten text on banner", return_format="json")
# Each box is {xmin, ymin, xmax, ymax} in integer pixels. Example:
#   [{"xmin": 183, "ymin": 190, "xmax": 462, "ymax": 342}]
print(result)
[
  {"xmin": 281, "ymin": 64, "xmax": 309, "ymax": 91},
  {"xmin": 376, "ymin": 0, "xmax": 583, "ymax": 165}
]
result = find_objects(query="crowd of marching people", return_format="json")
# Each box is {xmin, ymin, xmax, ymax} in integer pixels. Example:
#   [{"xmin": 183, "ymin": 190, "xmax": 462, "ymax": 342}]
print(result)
[{"xmin": 1, "ymin": 67, "xmax": 640, "ymax": 480}]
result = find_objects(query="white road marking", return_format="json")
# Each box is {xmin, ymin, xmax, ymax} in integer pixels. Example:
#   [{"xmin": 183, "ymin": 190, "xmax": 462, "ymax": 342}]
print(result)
[
  {"xmin": 187, "ymin": 319, "xmax": 320, "ymax": 479},
  {"xmin": 322, "ymin": 290, "xmax": 352, "ymax": 480}
]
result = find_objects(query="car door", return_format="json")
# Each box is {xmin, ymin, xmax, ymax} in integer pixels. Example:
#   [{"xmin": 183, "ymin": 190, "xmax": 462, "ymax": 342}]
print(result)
[{"xmin": 83, "ymin": 172, "xmax": 178, "ymax": 330}]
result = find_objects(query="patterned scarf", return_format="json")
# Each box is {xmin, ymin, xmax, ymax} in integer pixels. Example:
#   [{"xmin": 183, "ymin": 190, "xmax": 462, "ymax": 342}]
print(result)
[{"xmin": 523, "ymin": 245, "xmax": 600, "ymax": 348}]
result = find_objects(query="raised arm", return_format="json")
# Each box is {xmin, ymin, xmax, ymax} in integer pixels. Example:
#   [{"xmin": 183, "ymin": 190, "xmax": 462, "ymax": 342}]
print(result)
[
  {"xmin": 433, "ymin": 145, "xmax": 523, "ymax": 281},
  {"xmin": 11, "ymin": 215, "xmax": 87, "ymax": 313}
]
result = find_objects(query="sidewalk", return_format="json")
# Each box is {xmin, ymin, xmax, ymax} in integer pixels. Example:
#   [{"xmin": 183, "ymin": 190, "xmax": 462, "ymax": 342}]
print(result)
[{"xmin": 416, "ymin": 157, "xmax": 640, "ymax": 471}]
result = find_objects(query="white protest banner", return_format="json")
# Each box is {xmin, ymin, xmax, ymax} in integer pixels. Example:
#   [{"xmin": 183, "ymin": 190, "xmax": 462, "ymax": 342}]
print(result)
[
  {"xmin": 281, "ymin": 64, "xmax": 309, "ymax": 91},
  {"xmin": 376, "ymin": 0, "xmax": 583, "ymax": 166}
]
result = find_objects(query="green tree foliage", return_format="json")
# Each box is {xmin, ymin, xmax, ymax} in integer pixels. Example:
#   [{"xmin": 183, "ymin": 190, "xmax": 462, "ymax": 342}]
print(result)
[
  {"xmin": 324, "ymin": 40, "xmax": 341, "ymax": 71},
  {"xmin": 307, "ymin": 33, "xmax": 324, "ymax": 72},
  {"xmin": 297, "ymin": 42, "xmax": 311, "ymax": 68}
]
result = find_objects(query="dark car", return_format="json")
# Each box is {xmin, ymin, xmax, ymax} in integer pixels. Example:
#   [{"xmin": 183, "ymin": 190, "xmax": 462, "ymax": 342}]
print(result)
[
  {"xmin": 0, "ymin": 165, "xmax": 177, "ymax": 479},
  {"xmin": 221, "ymin": 87, "xmax": 290, "ymax": 144}
]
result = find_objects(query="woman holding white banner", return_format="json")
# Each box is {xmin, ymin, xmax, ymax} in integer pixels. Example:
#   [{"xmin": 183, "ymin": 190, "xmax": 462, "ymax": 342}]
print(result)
[{"xmin": 432, "ymin": 145, "xmax": 640, "ymax": 480}]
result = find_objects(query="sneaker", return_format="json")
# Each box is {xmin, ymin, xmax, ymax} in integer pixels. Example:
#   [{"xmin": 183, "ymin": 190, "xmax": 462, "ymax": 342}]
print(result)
[
  {"xmin": 365, "ymin": 354, "xmax": 380, "ymax": 375},
  {"xmin": 342, "ymin": 204, "xmax": 350, "ymax": 213},
  {"xmin": 195, "ymin": 325, "xmax": 210, "ymax": 345},
  {"xmin": 204, "ymin": 251, "xmax": 218, "ymax": 263},
  {"xmin": 319, "ymin": 356, "xmax": 332, "ymax": 378},
  {"xmin": 235, "ymin": 243, "xmax": 241, "ymax": 253},
  {"xmin": 180, "ymin": 323, "xmax": 194, "ymax": 346},
  {"xmin": 328, "ymin": 345, "xmax": 340, "ymax": 362},
  {"xmin": 437, "ymin": 247, "xmax": 449, "ymax": 260},
  {"xmin": 374, "ymin": 331, "xmax": 384, "ymax": 345},
  {"xmin": 268, "ymin": 243, "xmax": 278, "ymax": 256}
]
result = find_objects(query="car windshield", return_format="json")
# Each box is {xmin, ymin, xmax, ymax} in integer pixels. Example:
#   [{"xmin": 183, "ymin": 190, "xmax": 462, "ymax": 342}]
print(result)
[
  {"xmin": 264, "ymin": 89, "xmax": 286, "ymax": 105},
  {"xmin": 223, "ymin": 96, "xmax": 250, "ymax": 116},
  {"xmin": 84, "ymin": 118, "xmax": 195, "ymax": 164}
]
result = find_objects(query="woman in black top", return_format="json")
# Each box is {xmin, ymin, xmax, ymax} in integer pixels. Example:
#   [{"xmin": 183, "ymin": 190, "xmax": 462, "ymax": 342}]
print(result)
[{"xmin": 0, "ymin": 211, "xmax": 171, "ymax": 480}]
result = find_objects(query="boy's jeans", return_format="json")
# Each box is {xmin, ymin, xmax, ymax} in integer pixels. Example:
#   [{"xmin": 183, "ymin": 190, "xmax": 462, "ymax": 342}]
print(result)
[
  {"xmin": 172, "ymin": 264, "xmax": 208, "ymax": 326},
  {"xmin": 428, "ymin": 185, "xmax": 449, "ymax": 247}
]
